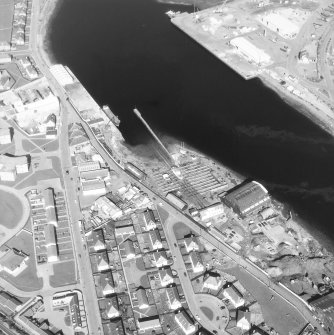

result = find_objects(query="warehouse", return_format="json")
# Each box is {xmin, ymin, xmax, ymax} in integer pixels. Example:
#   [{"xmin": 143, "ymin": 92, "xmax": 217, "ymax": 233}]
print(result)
[
  {"xmin": 230, "ymin": 37, "xmax": 271, "ymax": 65},
  {"xmin": 258, "ymin": 12, "xmax": 299, "ymax": 39},
  {"xmin": 222, "ymin": 181, "xmax": 270, "ymax": 217},
  {"xmin": 166, "ymin": 192, "xmax": 187, "ymax": 210},
  {"xmin": 198, "ymin": 203, "xmax": 225, "ymax": 222}
]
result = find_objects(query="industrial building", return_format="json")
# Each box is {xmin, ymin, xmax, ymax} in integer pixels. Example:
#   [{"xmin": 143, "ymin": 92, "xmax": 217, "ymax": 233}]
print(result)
[
  {"xmin": 310, "ymin": 292, "xmax": 334, "ymax": 317},
  {"xmin": 230, "ymin": 37, "xmax": 271, "ymax": 66},
  {"xmin": 222, "ymin": 181, "xmax": 271, "ymax": 217},
  {"xmin": 258, "ymin": 12, "xmax": 299, "ymax": 39},
  {"xmin": 124, "ymin": 162, "xmax": 146, "ymax": 181},
  {"xmin": 198, "ymin": 203, "xmax": 225, "ymax": 222},
  {"xmin": 166, "ymin": 192, "xmax": 187, "ymax": 210}
]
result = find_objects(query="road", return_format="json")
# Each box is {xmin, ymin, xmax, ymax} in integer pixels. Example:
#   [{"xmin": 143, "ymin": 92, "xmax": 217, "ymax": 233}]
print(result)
[
  {"xmin": 28, "ymin": 1, "xmax": 103, "ymax": 334},
  {"xmin": 163, "ymin": 215, "xmax": 229, "ymax": 334}
]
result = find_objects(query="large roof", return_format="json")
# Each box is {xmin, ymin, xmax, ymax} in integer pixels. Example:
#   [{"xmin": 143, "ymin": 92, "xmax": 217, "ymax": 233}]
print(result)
[
  {"xmin": 0, "ymin": 154, "xmax": 28, "ymax": 171},
  {"xmin": 0, "ymin": 249, "xmax": 27, "ymax": 271},
  {"xmin": 310, "ymin": 292, "xmax": 334, "ymax": 310},
  {"xmin": 223, "ymin": 181, "xmax": 270, "ymax": 215}
]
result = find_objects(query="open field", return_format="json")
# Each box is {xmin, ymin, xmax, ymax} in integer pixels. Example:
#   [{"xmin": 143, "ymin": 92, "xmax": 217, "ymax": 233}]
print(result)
[
  {"xmin": 227, "ymin": 266, "xmax": 306, "ymax": 334},
  {"xmin": 4, "ymin": 230, "xmax": 43, "ymax": 291},
  {"xmin": 49, "ymin": 260, "xmax": 76, "ymax": 287},
  {"xmin": 0, "ymin": 189, "xmax": 23, "ymax": 229},
  {"xmin": 0, "ymin": 0, "xmax": 14, "ymax": 43}
]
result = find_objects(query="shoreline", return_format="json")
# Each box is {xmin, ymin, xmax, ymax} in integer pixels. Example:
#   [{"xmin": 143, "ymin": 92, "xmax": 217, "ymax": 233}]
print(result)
[{"xmin": 39, "ymin": 0, "xmax": 334, "ymax": 264}]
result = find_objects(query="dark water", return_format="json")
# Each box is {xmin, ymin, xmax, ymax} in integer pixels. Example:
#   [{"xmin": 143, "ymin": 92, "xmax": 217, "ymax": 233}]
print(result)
[{"xmin": 49, "ymin": 0, "xmax": 334, "ymax": 250}]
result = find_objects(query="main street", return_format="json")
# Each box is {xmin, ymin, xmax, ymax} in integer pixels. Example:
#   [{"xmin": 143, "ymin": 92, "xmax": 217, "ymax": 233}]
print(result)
[{"xmin": 29, "ymin": 1, "xmax": 103, "ymax": 335}]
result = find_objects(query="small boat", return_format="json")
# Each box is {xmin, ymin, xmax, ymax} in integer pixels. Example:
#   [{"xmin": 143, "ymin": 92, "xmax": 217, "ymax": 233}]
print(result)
[
  {"xmin": 166, "ymin": 10, "xmax": 181, "ymax": 18},
  {"xmin": 102, "ymin": 105, "xmax": 120, "ymax": 127}
]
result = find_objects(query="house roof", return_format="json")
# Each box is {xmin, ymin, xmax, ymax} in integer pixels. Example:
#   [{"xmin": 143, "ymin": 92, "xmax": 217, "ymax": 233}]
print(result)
[
  {"xmin": 87, "ymin": 229, "xmax": 105, "ymax": 251},
  {"xmin": 149, "ymin": 230, "xmax": 162, "ymax": 246},
  {"xmin": 103, "ymin": 319, "xmax": 125, "ymax": 335},
  {"xmin": 99, "ymin": 297, "xmax": 119, "ymax": 320},
  {"xmin": 189, "ymin": 251, "xmax": 203, "ymax": 267},
  {"xmin": 94, "ymin": 271, "xmax": 115, "ymax": 298},
  {"xmin": 121, "ymin": 239, "xmax": 135, "ymax": 257},
  {"xmin": 166, "ymin": 286, "xmax": 180, "ymax": 305},
  {"xmin": 136, "ymin": 288, "xmax": 149, "ymax": 307},
  {"xmin": 310, "ymin": 292, "xmax": 334, "ymax": 310},
  {"xmin": 175, "ymin": 311, "xmax": 194, "ymax": 332}
]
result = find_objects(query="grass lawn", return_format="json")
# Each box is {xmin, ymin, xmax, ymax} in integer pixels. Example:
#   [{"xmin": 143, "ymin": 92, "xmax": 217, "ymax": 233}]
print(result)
[
  {"xmin": 0, "ymin": 0, "xmax": 13, "ymax": 42},
  {"xmin": 49, "ymin": 260, "xmax": 77, "ymax": 287},
  {"xmin": 22, "ymin": 139, "xmax": 39, "ymax": 153},
  {"xmin": 227, "ymin": 267, "xmax": 306, "ymax": 334},
  {"xmin": 200, "ymin": 306, "xmax": 214, "ymax": 320},
  {"xmin": 3, "ymin": 231, "xmax": 43, "ymax": 291},
  {"xmin": 173, "ymin": 221, "xmax": 193, "ymax": 240},
  {"xmin": 0, "ymin": 189, "xmax": 23, "ymax": 229}
]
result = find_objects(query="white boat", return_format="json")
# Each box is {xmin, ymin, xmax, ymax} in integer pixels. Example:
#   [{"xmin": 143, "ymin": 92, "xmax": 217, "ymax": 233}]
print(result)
[{"xmin": 166, "ymin": 10, "xmax": 181, "ymax": 18}]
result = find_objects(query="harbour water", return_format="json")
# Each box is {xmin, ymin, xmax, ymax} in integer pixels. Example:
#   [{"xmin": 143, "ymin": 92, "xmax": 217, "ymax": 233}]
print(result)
[{"xmin": 48, "ymin": 0, "xmax": 334, "ymax": 250}]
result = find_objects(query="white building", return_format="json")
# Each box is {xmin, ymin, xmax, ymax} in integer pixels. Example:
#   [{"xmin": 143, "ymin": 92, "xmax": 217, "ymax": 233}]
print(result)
[
  {"xmin": 0, "ymin": 54, "xmax": 12, "ymax": 64},
  {"xmin": 258, "ymin": 12, "xmax": 299, "ymax": 39},
  {"xmin": 175, "ymin": 311, "xmax": 196, "ymax": 335},
  {"xmin": 82, "ymin": 180, "xmax": 106, "ymax": 196},
  {"xmin": 230, "ymin": 37, "xmax": 271, "ymax": 65},
  {"xmin": 199, "ymin": 203, "xmax": 225, "ymax": 222},
  {"xmin": 166, "ymin": 287, "xmax": 182, "ymax": 310},
  {"xmin": 0, "ymin": 155, "xmax": 29, "ymax": 181},
  {"xmin": 78, "ymin": 161, "xmax": 100, "ymax": 173},
  {"xmin": 94, "ymin": 196, "xmax": 123, "ymax": 220},
  {"xmin": 153, "ymin": 251, "xmax": 168, "ymax": 268},
  {"xmin": 203, "ymin": 273, "xmax": 222, "ymax": 290},
  {"xmin": 114, "ymin": 225, "xmax": 135, "ymax": 237},
  {"xmin": 0, "ymin": 128, "xmax": 11, "ymax": 144},
  {"xmin": 149, "ymin": 230, "xmax": 163, "ymax": 250},
  {"xmin": 189, "ymin": 252, "xmax": 204, "ymax": 273},
  {"xmin": 159, "ymin": 268, "xmax": 174, "ymax": 287},
  {"xmin": 184, "ymin": 236, "xmax": 199, "ymax": 253},
  {"xmin": 236, "ymin": 310, "xmax": 251, "ymax": 330},
  {"xmin": 138, "ymin": 316, "xmax": 161, "ymax": 331},
  {"xmin": 223, "ymin": 285, "xmax": 245, "ymax": 308},
  {"xmin": 50, "ymin": 64, "xmax": 75, "ymax": 86}
]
